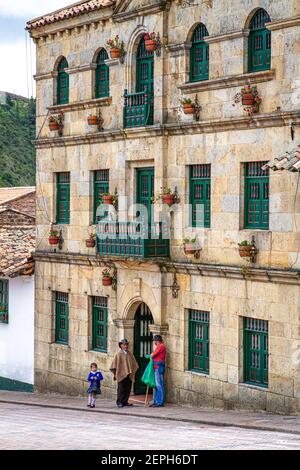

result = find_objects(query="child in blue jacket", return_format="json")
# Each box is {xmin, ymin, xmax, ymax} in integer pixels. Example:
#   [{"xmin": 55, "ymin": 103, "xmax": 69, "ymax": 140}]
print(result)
[{"xmin": 87, "ymin": 362, "xmax": 103, "ymax": 408}]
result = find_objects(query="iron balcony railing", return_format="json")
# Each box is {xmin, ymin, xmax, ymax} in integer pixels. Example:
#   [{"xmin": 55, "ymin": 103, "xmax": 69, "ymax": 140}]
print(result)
[
  {"xmin": 96, "ymin": 221, "xmax": 170, "ymax": 258},
  {"xmin": 123, "ymin": 89, "xmax": 153, "ymax": 129}
]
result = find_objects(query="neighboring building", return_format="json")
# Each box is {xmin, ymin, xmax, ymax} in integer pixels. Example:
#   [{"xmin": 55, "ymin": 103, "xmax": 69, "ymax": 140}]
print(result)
[
  {"xmin": 28, "ymin": 1, "xmax": 300, "ymax": 413},
  {"xmin": 0, "ymin": 188, "xmax": 35, "ymax": 392}
]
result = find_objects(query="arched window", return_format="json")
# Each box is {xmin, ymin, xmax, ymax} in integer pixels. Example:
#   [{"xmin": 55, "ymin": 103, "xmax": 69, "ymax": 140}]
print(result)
[
  {"xmin": 57, "ymin": 58, "xmax": 69, "ymax": 105},
  {"xmin": 190, "ymin": 24, "xmax": 209, "ymax": 82},
  {"xmin": 248, "ymin": 9, "xmax": 271, "ymax": 73},
  {"xmin": 136, "ymin": 37, "xmax": 154, "ymax": 125},
  {"xmin": 95, "ymin": 49, "xmax": 109, "ymax": 98}
]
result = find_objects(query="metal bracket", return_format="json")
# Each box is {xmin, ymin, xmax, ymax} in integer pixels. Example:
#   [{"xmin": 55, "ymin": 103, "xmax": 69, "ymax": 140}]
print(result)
[
  {"xmin": 97, "ymin": 110, "xmax": 104, "ymax": 132},
  {"xmin": 162, "ymin": 273, "xmax": 180, "ymax": 299},
  {"xmin": 58, "ymin": 225, "xmax": 64, "ymax": 250},
  {"xmin": 155, "ymin": 33, "xmax": 162, "ymax": 57},
  {"xmin": 194, "ymin": 94, "xmax": 201, "ymax": 122}
]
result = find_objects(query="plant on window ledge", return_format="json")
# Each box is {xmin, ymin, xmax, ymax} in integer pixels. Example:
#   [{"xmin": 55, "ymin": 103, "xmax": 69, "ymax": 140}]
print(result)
[
  {"xmin": 102, "ymin": 268, "xmax": 113, "ymax": 286},
  {"xmin": 154, "ymin": 187, "xmax": 179, "ymax": 206},
  {"xmin": 233, "ymin": 85, "xmax": 262, "ymax": 116},
  {"xmin": 180, "ymin": 98, "xmax": 195, "ymax": 115},
  {"xmin": 106, "ymin": 35, "xmax": 126, "ymax": 61},
  {"xmin": 86, "ymin": 232, "xmax": 96, "ymax": 248},
  {"xmin": 144, "ymin": 32, "xmax": 162, "ymax": 55},
  {"xmin": 238, "ymin": 239, "xmax": 258, "ymax": 263},
  {"xmin": 101, "ymin": 192, "xmax": 118, "ymax": 207},
  {"xmin": 48, "ymin": 112, "xmax": 64, "ymax": 135},
  {"xmin": 182, "ymin": 238, "xmax": 201, "ymax": 257},
  {"xmin": 49, "ymin": 226, "xmax": 60, "ymax": 245}
]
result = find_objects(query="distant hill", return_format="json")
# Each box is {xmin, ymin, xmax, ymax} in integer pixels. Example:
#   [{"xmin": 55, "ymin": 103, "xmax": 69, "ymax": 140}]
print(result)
[{"xmin": 0, "ymin": 93, "xmax": 36, "ymax": 187}]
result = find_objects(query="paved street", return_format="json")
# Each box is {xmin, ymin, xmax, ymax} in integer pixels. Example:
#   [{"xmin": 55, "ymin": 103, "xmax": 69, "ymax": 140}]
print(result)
[{"xmin": 1, "ymin": 402, "xmax": 300, "ymax": 450}]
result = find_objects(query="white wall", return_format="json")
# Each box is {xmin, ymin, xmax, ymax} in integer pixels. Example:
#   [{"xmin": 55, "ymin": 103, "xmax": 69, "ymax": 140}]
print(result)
[{"xmin": 0, "ymin": 276, "xmax": 34, "ymax": 385}]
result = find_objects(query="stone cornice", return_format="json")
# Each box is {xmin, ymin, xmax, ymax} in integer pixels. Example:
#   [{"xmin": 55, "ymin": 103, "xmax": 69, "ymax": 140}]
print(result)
[
  {"xmin": 166, "ymin": 42, "xmax": 192, "ymax": 57},
  {"xmin": 267, "ymin": 16, "xmax": 300, "ymax": 31},
  {"xmin": 33, "ymin": 251, "xmax": 300, "ymax": 285},
  {"xmin": 112, "ymin": 0, "xmax": 170, "ymax": 22},
  {"xmin": 204, "ymin": 29, "xmax": 249, "ymax": 44},
  {"xmin": 34, "ymin": 110, "xmax": 300, "ymax": 148},
  {"xmin": 66, "ymin": 64, "xmax": 97, "ymax": 75},
  {"xmin": 178, "ymin": 69, "xmax": 275, "ymax": 94},
  {"xmin": 34, "ymin": 71, "xmax": 57, "ymax": 82},
  {"xmin": 47, "ymin": 97, "xmax": 112, "ymax": 113}
]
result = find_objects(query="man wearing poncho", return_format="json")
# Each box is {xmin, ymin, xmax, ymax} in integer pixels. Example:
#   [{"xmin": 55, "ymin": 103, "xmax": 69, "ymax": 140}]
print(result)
[{"xmin": 110, "ymin": 339, "xmax": 139, "ymax": 408}]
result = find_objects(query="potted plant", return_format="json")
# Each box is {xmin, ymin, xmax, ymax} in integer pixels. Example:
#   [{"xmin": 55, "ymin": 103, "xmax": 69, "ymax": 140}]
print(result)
[
  {"xmin": 238, "ymin": 240, "xmax": 257, "ymax": 259},
  {"xmin": 86, "ymin": 233, "xmax": 96, "ymax": 248},
  {"xmin": 0, "ymin": 305, "xmax": 5, "ymax": 312},
  {"xmin": 106, "ymin": 35, "xmax": 125, "ymax": 59},
  {"xmin": 144, "ymin": 32, "xmax": 159, "ymax": 52},
  {"xmin": 183, "ymin": 238, "xmax": 201, "ymax": 255},
  {"xmin": 49, "ymin": 227, "xmax": 59, "ymax": 246},
  {"xmin": 180, "ymin": 98, "xmax": 195, "ymax": 115},
  {"xmin": 101, "ymin": 192, "xmax": 118, "ymax": 206},
  {"xmin": 233, "ymin": 85, "xmax": 262, "ymax": 115},
  {"xmin": 154, "ymin": 187, "xmax": 176, "ymax": 206},
  {"xmin": 87, "ymin": 115, "xmax": 99, "ymax": 126},
  {"xmin": 102, "ymin": 268, "xmax": 113, "ymax": 286},
  {"xmin": 48, "ymin": 113, "xmax": 64, "ymax": 131}
]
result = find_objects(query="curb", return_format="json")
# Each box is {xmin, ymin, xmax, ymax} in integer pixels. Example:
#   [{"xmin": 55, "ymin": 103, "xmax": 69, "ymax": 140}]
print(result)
[{"xmin": 1, "ymin": 399, "xmax": 300, "ymax": 436}]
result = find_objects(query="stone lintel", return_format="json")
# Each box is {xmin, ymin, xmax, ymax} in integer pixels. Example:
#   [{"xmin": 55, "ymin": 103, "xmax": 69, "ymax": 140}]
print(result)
[
  {"xmin": 178, "ymin": 69, "xmax": 275, "ymax": 94},
  {"xmin": 66, "ymin": 64, "xmax": 97, "ymax": 75},
  {"xmin": 166, "ymin": 42, "xmax": 192, "ymax": 57},
  {"xmin": 47, "ymin": 96, "xmax": 112, "ymax": 113},
  {"xmin": 34, "ymin": 71, "xmax": 57, "ymax": 82},
  {"xmin": 204, "ymin": 29, "xmax": 250, "ymax": 44},
  {"xmin": 149, "ymin": 324, "xmax": 169, "ymax": 336},
  {"xmin": 105, "ymin": 58, "xmax": 122, "ymax": 67},
  {"xmin": 267, "ymin": 16, "xmax": 300, "ymax": 31},
  {"xmin": 113, "ymin": 319, "xmax": 135, "ymax": 329}
]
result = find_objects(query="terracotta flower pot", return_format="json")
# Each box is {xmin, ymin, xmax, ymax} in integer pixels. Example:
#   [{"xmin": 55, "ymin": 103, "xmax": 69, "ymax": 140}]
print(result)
[
  {"xmin": 145, "ymin": 39, "xmax": 157, "ymax": 52},
  {"xmin": 87, "ymin": 115, "xmax": 98, "ymax": 126},
  {"xmin": 238, "ymin": 245, "xmax": 254, "ymax": 258},
  {"xmin": 110, "ymin": 48, "xmax": 121, "ymax": 59},
  {"xmin": 102, "ymin": 276, "xmax": 113, "ymax": 287},
  {"xmin": 184, "ymin": 244, "xmax": 200, "ymax": 255},
  {"xmin": 86, "ymin": 239, "xmax": 96, "ymax": 248},
  {"xmin": 183, "ymin": 104, "xmax": 195, "ymax": 115},
  {"xmin": 162, "ymin": 194, "xmax": 175, "ymax": 205},
  {"xmin": 242, "ymin": 94, "xmax": 255, "ymax": 106},
  {"xmin": 49, "ymin": 121, "xmax": 59, "ymax": 131},
  {"xmin": 49, "ymin": 235, "xmax": 59, "ymax": 246},
  {"xmin": 0, "ymin": 306, "xmax": 5, "ymax": 312},
  {"xmin": 102, "ymin": 195, "xmax": 114, "ymax": 205}
]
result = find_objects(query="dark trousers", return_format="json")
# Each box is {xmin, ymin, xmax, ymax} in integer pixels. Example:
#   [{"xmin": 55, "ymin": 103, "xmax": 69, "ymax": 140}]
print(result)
[{"xmin": 117, "ymin": 375, "xmax": 132, "ymax": 406}]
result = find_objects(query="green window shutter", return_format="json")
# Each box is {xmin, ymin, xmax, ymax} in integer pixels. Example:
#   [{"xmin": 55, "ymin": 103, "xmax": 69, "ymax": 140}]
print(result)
[
  {"xmin": 55, "ymin": 291, "xmax": 69, "ymax": 345},
  {"xmin": 57, "ymin": 58, "xmax": 69, "ymax": 105},
  {"xmin": 190, "ymin": 24, "xmax": 209, "ymax": 82},
  {"xmin": 95, "ymin": 49, "xmax": 109, "ymax": 98},
  {"xmin": 94, "ymin": 170, "xmax": 109, "ymax": 223},
  {"xmin": 190, "ymin": 164, "xmax": 211, "ymax": 228},
  {"xmin": 136, "ymin": 38, "xmax": 154, "ymax": 125},
  {"xmin": 0, "ymin": 279, "xmax": 9, "ymax": 324},
  {"xmin": 244, "ymin": 317, "xmax": 269, "ymax": 387},
  {"xmin": 92, "ymin": 296, "xmax": 108, "ymax": 352},
  {"xmin": 248, "ymin": 9, "xmax": 271, "ymax": 73},
  {"xmin": 136, "ymin": 167, "xmax": 154, "ymax": 223},
  {"xmin": 56, "ymin": 172, "xmax": 70, "ymax": 224},
  {"xmin": 244, "ymin": 162, "xmax": 269, "ymax": 230},
  {"xmin": 189, "ymin": 310, "xmax": 210, "ymax": 374}
]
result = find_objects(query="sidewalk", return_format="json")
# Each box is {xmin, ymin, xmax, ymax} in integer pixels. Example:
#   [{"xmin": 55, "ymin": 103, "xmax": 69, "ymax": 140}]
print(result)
[{"xmin": 1, "ymin": 390, "xmax": 300, "ymax": 436}]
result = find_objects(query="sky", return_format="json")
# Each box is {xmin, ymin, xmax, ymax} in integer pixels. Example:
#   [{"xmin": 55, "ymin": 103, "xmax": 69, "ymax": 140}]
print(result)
[{"xmin": 0, "ymin": 0, "xmax": 71, "ymax": 97}]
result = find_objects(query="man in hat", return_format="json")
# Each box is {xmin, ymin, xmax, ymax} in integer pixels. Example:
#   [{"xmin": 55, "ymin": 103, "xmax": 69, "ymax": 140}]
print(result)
[
  {"xmin": 150, "ymin": 335, "xmax": 167, "ymax": 407},
  {"xmin": 110, "ymin": 339, "xmax": 139, "ymax": 408}
]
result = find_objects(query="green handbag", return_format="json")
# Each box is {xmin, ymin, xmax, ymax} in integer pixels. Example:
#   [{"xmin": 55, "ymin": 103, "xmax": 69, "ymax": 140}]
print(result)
[{"xmin": 141, "ymin": 358, "xmax": 156, "ymax": 389}]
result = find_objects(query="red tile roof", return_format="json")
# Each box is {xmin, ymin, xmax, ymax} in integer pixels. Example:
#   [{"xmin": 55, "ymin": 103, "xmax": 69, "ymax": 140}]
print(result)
[
  {"xmin": 27, "ymin": 0, "xmax": 114, "ymax": 31},
  {"xmin": 0, "ymin": 187, "xmax": 35, "ymax": 205},
  {"xmin": 263, "ymin": 146, "xmax": 300, "ymax": 172}
]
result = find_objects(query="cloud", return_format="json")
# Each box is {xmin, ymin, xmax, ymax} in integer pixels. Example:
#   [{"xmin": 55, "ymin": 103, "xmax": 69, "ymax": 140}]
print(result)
[{"xmin": 0, "ymin": 0, "xmax": 71, "ymax": 18}]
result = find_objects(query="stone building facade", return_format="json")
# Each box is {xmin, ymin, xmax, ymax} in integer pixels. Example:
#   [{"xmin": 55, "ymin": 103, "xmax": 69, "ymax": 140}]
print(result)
[{"xmin": 28, "ymin": 0, "xmax": 300, "ymax": 413}]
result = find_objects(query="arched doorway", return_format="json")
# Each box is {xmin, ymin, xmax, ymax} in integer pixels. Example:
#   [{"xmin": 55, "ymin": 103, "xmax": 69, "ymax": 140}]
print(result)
[{"xmin": 134, "ymin": 302, "xmax": 154, "ymax": 394}]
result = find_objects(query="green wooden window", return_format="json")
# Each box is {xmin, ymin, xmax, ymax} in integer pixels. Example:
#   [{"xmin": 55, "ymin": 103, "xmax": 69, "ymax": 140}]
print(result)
[
  {"xmin": 95, "ymin": 49, "xmax": 109, "ymax": 98},
  {"xmin": 244, "ymin": 162, "xmax": 269, "ymax": 230},
  {"xmin": 57, "ymin": 58, "xmax": 69, "ymax": 105},
  {"xmin": 94, "ymin": 169, "xmax": 109, "ymax": 223},
  {"xmin": 136, "ymin": 167, "xmax": 154, "ymax": 222},
  {"xmin": 56, "ymin": 172, "xmax": 70, "ymax": 224},
  {"xmin": 189, "ymin": 310, "xmax": 210, "ymax": 374},
  {"xmin": 136, "ymin": 37, "xmax": 154, "ymax": 125},
  {"xmin": 248, "ymin": 9, "xmax": 271, "ymax": 73},
  {"xmin": 244, "ymin": 317, "xmax": 268, "ymax": 388},
  {"xmin": 92, "ymin": 296, "xmax": 108, "ymax": 352},
  {"xmin": 0, "ymin": 279, "xmax": 9, "ymax": 324},
  {"xmin": 190, "ymin": 164, "xmax": 211, "ymax": 228},
  {"xmin": 190, "ymin": 23, "xmax": 209, "ymax": 82},
  {"xmin": 55, "ymin": 291, "xmax": 69, "ymax": 345}
]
